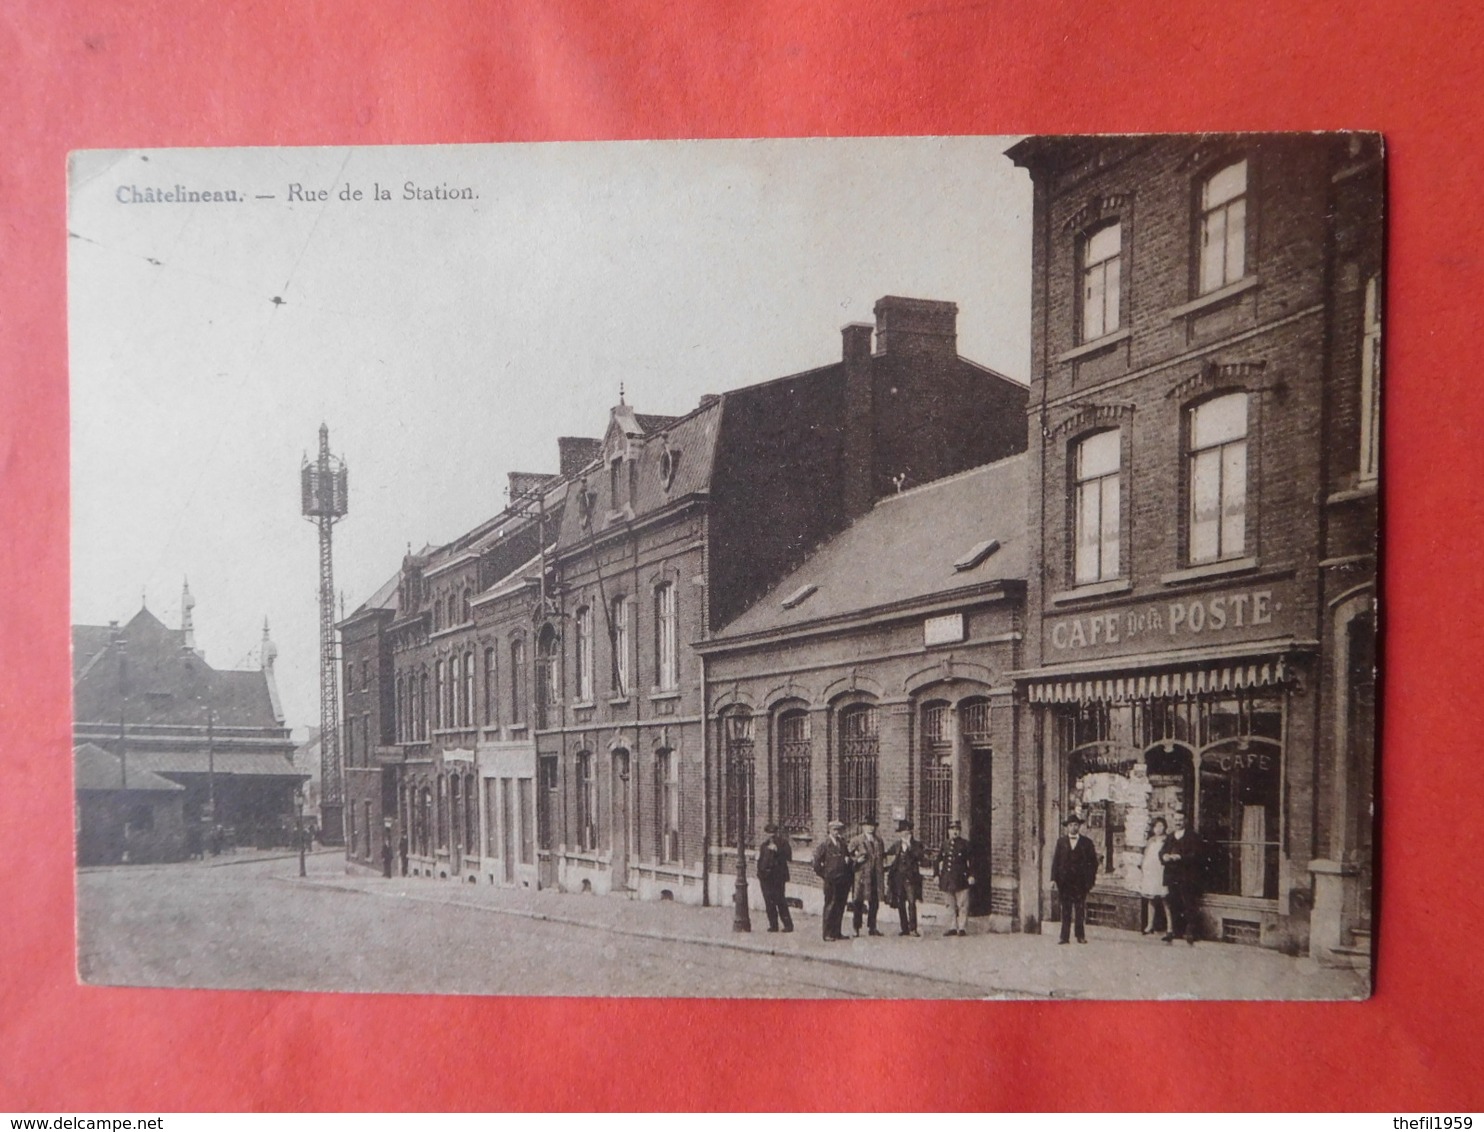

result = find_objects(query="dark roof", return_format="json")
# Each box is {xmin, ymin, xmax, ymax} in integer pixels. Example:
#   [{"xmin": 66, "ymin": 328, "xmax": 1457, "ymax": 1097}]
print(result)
[
  {"xmin": 72, "ymin": 625, "xmax": 117, "ymax": 682},
  {"xmin": 74, "ymin": 743, "xmax": 185, "ymax": 793},
  {"xmin": 124, "ymin": 749, "xmax": 307, "ymax": 779},
  {"xmin": 635, "ymin": 413, "xmax": 681, "ymax": 435},
  {"xmin": 711, "ymin": 455, "xmax": 1028, "ymax": 641}
]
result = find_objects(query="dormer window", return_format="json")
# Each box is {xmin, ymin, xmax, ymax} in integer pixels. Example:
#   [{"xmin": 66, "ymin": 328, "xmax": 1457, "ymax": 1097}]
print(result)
[{"xmin": 610, "ymin": 457, "xmax": 623, "ymax": 507}]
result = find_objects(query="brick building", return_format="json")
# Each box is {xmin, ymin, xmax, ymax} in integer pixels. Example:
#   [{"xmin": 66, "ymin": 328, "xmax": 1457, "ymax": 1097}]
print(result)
[
  {"xmin": 698, "ymin": 454, "xmax": 1027, "ymax": 927},
  {"xmin": 1005, "ymin": 134, "xmax": 1382, "ymax": 958}
]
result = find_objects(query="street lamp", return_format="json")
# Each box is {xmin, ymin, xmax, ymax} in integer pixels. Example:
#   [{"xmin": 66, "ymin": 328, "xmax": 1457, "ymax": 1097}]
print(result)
[
  {"xmin": 727, "ymin": 713, "xmax": 752, "ymax": 933},
  {"xmin": 296, "ymin": 790, "xmax": 307, "ymax": 878}
]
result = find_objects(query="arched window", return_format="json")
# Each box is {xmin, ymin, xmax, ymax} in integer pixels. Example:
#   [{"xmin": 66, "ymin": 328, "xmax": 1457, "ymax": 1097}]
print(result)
[
  {"xmin": 1187, "ymin": 392, "xmax": 1249, "ymax": 564},
  {"xmin": 1073, "ymin": 429, "xmax": 1121, "ymax": 584},
  {"xmin": 484, "ymin": 646, "xmax": 498, "ymax": 726},
  {"xmin": 575, "ymin": 605, "xmax": 594, "ymax": 702},
  {"xmin": 434, "ymin": 660, "xmax": 446, "ymax": 730},
  {"xmin": 1081, "ymin": 220, "xmax": 1122, "ymax": 341},
  {"xmin": 837, "ymin": 703, "xmax": 879, "ymax": 827},
  {"xmin": 536, "ymin": 625, "xmax": 559, "ymax": 728},
  {"xmin": 722, "ymin": 707, "xmax": 755, "ymax": 847},
  {"xmin": 611, "ymin": 596, "xmax": 630, "ymax": 696},
  {"xmin": 462, "ymin": 588, "xmax": 472, "ymax": 624},
  {"xmin": 776, "ymin": 708, "xmax": 812, "ymax": 835},
  {"xmin": 463, "ymin": 651, "xmax": 474, "ymax": 727},
  {"xmin": 654, "ymin": 582, "xmax": 678, "ymax": 691},
  {"xmin": 919, "ymin": 700, "xmax": 953, "ymax": 851},
  {"xmin": 510, "ymin": 638, "xmax": 526, "ymax": 725},
  {"xmin": 576, "ymin": 750, "xmax": 596, "ymax": 851},
  {"xmin": 1199, "ymin": 157, "xmax": 1248, "ymax": 293},
  {"xmin": 395, "ymin": 675, "xmax": 405, "ymax": 742},
  {"xmin": 419, "ymin": 672, "xmax": 429, "ymax": 739}
]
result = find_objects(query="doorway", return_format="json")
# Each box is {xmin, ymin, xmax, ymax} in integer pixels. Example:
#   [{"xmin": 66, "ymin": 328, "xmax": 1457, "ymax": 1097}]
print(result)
[
  {"xmin": 968, "ymin": 746, "xmax": 994, "ymax": 916},
  {"xmin": 612, "ymin": 749, "xmax": 631, "ymax": 890}
]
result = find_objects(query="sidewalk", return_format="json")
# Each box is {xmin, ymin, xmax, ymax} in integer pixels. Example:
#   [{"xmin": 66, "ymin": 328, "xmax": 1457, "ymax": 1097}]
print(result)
[{"xmin": 285, "ymin": 858, "xmax": 1370, "ymax": 1000}]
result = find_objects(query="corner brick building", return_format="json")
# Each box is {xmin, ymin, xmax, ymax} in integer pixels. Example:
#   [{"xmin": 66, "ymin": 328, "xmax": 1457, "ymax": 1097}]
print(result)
[{"xmin": 1006, "ymin": 134, "xmax": 1381, "ymax": 960}]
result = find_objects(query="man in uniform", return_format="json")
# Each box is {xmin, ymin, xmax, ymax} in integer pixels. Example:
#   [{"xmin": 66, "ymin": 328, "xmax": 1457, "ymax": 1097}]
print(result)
[
  {"xmin": 935, "ymin": 819, "xmax": 975, "ymax": 936},
  {"xmin": 884, "ymin": 819, "xmax": 925, "ymax": 937},
  {"xmin": 848, "ymin": 817, "xmax": 886, "ymax": 937},
  {"xmin": 1160, "ymin": 812, "xmax": 1205, "ymax": 945},
  {"xmin": 812, "ymin": 819, "xmax": 854, "ymax": 941},
  {"xmin": 1052, "ymin": 814, "xmax": 1100, "ymax": 944},
  {"xmin": 757, "ymin": 823, "xmax": 794, "ymax": 933}
]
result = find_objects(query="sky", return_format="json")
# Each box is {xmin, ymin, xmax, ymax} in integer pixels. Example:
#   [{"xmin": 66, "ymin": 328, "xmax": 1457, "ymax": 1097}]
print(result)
[{"xmin": 68, "ymin": 136, "xmax": 1032, "ymax": 736}]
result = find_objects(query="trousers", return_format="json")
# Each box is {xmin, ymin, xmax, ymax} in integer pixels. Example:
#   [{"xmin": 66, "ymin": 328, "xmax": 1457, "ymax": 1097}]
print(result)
[
  {"xmin": 822, "ymin": 877, "xmax": 851, "ymax": 939},
  {"xmin": 761, "ymin": 877, "xmax": 793, "ymax": 931},
  {"xmin": 1059, "ymin": 892, "xmax": 1087, "ymax": 942}
]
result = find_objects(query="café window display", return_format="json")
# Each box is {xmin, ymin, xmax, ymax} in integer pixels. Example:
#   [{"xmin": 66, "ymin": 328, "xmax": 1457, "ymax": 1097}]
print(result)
[{"xmin": 1058, "ymin": 687, "xmax": 1283, "ymax": 900}]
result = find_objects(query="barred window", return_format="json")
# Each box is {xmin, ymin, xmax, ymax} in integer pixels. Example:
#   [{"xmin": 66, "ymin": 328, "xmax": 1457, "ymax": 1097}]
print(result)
[
  {"xmin": 777, "ymin": 709, "xmax": 812, "ymax": 836},
  {"xmin": 723, "ymin": 709, "xmax": 756, "ymax": 847},
  {"xmin": 920, "ymin": 702, "xmax": 953, "ymax": 853},
  {"xmin": 838, "ymin": 703, "xmax": 879, "ymax": 827}
]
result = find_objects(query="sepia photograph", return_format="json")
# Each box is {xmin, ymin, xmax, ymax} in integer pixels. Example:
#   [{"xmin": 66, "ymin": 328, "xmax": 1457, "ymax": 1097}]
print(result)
[{"xmin": 68, "ymin": 132, "xmax": 1382, "ymax": 1001}]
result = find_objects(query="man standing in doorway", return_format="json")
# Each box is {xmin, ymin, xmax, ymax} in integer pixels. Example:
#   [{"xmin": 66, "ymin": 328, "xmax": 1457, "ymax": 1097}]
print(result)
[
  {"xmin": 1052, "ymin": 814, "xmax": 1100, "ymax": 944},
  {"xmin": 885, "ymin": 819, "xmax": 925, "ymax": 937},
  {"xmin": 849, "ymin": 817, "xmax": 886, "ymax": 937},
  {"xmin": 936, "ymin": 819, "xmax": 975, "ymax": 936},
  {"xmin": 1160, "ymin": 812, "xmax": 1205, "ymax": 945},
  {"xmin": 757, "ymin": 823, "xmax": 794, "ymax": 933},
  {"xmin": 812, "ymin": 820, "xmax": 854, "ymax": 942}
]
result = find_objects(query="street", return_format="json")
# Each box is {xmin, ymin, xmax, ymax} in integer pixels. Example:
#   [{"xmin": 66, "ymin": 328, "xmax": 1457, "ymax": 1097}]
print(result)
[{"xmin": 75, "ymin": 852, "xmax": 1369, "ymax": 1000}]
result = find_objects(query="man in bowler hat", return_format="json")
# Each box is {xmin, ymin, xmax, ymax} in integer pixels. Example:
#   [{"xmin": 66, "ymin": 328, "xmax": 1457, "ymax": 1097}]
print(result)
[
  {"xmin": 757, "ymin": 823, "xmax": 794, "ymax": 933},
  {"xmin": 812, "ymin": 820, "xmax": 854, "ymax": 941},
  {"xmin": 1051, "ymin": 814, "xmax": 1100, "ymax": 944},
  {"xmin": 849, "ymin": 817, "xmax": 887, "ymax": 937},
  {"xmin": 1160, "ymin": 812, "xmax": 1205, "ymax": 945},
  {"xmin": 884, "ymin": 819, "xmax": 925, "ymax": 936},
  {"xmin": 935, "ymin": 819, "xmax": 975, "ymax": 936}
]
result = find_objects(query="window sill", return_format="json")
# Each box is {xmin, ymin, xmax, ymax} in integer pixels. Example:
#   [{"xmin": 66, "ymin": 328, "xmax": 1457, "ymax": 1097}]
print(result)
[
  {"xmin": 1326, "ymin": 480, "xmax": 1378, "ymax": 506},
  {"xmin": 1159, "ymin": 557, "xmax": 1259, "ymax": 586},
  {"xmin": 1165, "ymin": 275, "xmax": 1259, "ymax": 321},
  {"xmin": 1055, "ymin": 327, "xmax": 1131, "ymax": 364},
  {"xmin": 571, "ymin": 701, "xmax": 596, "ymax": 711},
  {"xmin": 649, "ymin": 689, "xmax": 681, "ymax": 702},
  {"xmin": 1049, "ymin": 578, "xmax": 1132, "ymax": 605},
  {"xmin": 607, "ymin": 695, "xmax": 632, "ymax": 707}
]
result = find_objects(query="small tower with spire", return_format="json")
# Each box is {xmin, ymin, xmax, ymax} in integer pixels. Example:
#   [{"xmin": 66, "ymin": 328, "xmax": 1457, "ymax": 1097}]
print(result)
[{"xmin": 180, "ymin": 578, "xmax": 200, "ymax": 656}]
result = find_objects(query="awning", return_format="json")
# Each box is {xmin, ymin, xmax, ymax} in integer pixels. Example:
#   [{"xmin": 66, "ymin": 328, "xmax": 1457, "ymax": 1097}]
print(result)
[{"xmin": 1025, "ymin": 658, "xmax": 1292, "ymax": 704}]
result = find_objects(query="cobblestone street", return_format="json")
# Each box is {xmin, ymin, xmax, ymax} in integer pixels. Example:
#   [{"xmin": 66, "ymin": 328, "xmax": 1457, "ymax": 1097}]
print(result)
[{"xmin": 75, "ymin": 852, "xmax": 1368, "ymax": 1000}]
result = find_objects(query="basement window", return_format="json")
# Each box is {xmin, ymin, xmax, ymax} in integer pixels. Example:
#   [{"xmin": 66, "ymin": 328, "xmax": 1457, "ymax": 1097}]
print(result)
[
  {"xmin": 780, "ymin": 583, "xmax": 818, "ymax": 610},
  {"xmin": 953, "ymin": 539, "xmax": 1001, "ymax": 572}
]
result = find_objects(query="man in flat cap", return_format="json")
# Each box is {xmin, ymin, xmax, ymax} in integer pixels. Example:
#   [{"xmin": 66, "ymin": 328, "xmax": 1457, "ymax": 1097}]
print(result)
[
  {"xmin": 812, "ymin": 820, "xmax": 854, "ymax": 941},
  {"xmin": 884, "ymin": 819, "xmax": 925, "ymax": 937},
  {"xmin": 849, "ymin": 817, "xmax": 887, "ymax": 937},
  {"xmin": 1051, "ymin": 813, "xmax": 1100, "ymax": 944},
  {"xmin": 935, "ymin": 819, "xmax": 975, "ymax": 936},
  {"xmin": 757, "ymin": 823, "xmax": 794, "ymax": 933}
]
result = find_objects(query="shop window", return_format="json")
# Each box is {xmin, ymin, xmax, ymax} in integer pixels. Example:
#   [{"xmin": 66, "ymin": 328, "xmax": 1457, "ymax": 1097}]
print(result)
[
  {"xmin": 1081, "ymin": 221, "xmax": 1122, "ymax": 341},
  {"xmin": 654, "ymin": 582, "xmax": 678, "ymax": 691},
  {"xmin": 1199, "ymin": 157, "xmax": 1248, "ymax": 293},
  {"xmin": 575, "ymin": 605, "xmax": 594, "ymax": 702},
  {"xmin": 655, "ymin": 748, "xmax": 680, "ymax": 863},
  {"xmin": 1187, "ymin": 393, "xmax": 1248, "ymax": 564},
  {"xmin": 1073, "ymin": 429, "xmax": 1122, "ymax": 584},
  {"xmin": 1359, "ymin": 275, "xmax": 1382, "ymax": 484},
  {"xmin": 611, "ymin": 596, "xmax": 630, "ymax": 696},
  {"xmin": 776, "ymin": 709, "xmax": 812, "ymax": 836},
  {"xmin": 722, "ymin": 709, "xmax": 756, "ymax": 847},
  {"xmin": 837, "ymin": 703, "xmax": 879, "ymax": 827},
  {"xmin": 576, "ymin": 751, "xmax": 597, "ymax": 851},
  {"xmin": 919, "ymin": 701, "xmax": 953, "ymax": 854},
  {"xmin": 1198, "ymin": 694, "xmax": 1282, "ymax": 899}
]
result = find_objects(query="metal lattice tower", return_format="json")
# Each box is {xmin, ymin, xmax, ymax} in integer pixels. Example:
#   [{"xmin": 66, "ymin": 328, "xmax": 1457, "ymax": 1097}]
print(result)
[{"xmin": 301, "ymin": 423, "xmax": 349, "ymax": 844}]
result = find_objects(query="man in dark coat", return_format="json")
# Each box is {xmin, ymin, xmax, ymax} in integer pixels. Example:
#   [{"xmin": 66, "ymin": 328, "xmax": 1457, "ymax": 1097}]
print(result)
[
  {"xmin": 1051, "ymin": 814, "xmax": 1100, "ymax": 944},
  {"xmin": 884, "ymin": 819, "xmax": 925, "ymax": 937},
  {"xmin": 812, "ymin": 820, "xmax": 854, "ymax": 941},
  {"xmin": 848, "ymin": 817, "xmax": 887, "ymax": 937},
  {"xmin": 935, "ymin": 819, "xmax": 975, "ymax": 936},
  {"xmin": 398, "ymin": 832, "xmax": 409, "ymax": 877},
  {"xmin": 1160, "ymin": 812, "xmax": 1204, "ymax": 945},
  {"xmin": 757, "ymin": 823, "xmax": 794, "ymax": 933}
]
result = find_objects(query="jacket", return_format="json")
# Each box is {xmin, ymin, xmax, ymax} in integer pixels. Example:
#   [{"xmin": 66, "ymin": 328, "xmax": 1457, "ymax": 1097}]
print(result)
[
  {"xmin": 1160, "ymin": 829, "xmax": 1204, "ymax": 890},
  {"xmin": 884, "ymin": 837, "xmax": 925, "ymax": 903},
  {"xmin": 757, "ymin": 834, "xmax": 792, "ymax": 884},
  {"xmin": 812, "ymin": 835, "xmax": 854, "ymax": 884},
  {"xmin": 1051, "ymin": 833, "xmax": 1100, "ymax": 898},
  {"xmin": 935, "ymin": 835, "xmax": 974, "ymax": 893},
  {"xmin": 849, "ymin": 831, "xmax": 886, "ymax": 903}
]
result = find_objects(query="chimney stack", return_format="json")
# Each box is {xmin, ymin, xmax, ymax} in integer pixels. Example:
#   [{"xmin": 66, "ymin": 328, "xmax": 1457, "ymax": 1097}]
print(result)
[
  {"xmin": 873, "ymin": 296, "xmax": 958, "ymax": 357},
  {"xmin": 841, "ymin": 322, "xmax": 876, "ymax": 520},
  {"xmin": 557, "ymin": 437, "xmax": 602, "ymax": 478}
]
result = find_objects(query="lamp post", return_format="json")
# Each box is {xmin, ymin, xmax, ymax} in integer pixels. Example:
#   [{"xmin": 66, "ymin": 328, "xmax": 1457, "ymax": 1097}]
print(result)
[
  {"xmin": 727, "ymin": 714, "xmax": 752, "ymax": 933},
  {"xmin": 296, "ymin": 790, "xmax": 307, "ymax": 878},
  {"xmin": 382, "ymin": 816, "xmax": 394, "ymax": 879}
]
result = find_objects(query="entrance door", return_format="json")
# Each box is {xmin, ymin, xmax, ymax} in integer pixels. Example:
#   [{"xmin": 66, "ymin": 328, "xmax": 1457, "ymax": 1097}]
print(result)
[
  {"xmin": 537, "ymin": 757, "xmax": 557, "ymax": 889},
  {"xmin": 968, "ymin": 746, "xmax": 994, "ymax": 916},
  {"xmin": 612, "ymin": 750, "xmax": 631, "ymax": 890}
]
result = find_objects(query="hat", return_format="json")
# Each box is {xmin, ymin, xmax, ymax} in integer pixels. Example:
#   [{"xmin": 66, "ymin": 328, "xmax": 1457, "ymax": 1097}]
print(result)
[
  {"xmin": 948, "ymin": 819, "xmax": 962, "ymax": 830},
  {"xmin": 828, "ymin": 820, "xmax": 845, "ymax": 831},
  {"xmin": 1063, "ymin": 814, "xmax": 1084, "ymax": 826},
  {"xmin": 896, "ymin": 819, "xmax": 913, "ymax": 832},
  {"xmin": 763, "ymin": 823, "xmax": 778, "ymax": 834},
  {"xmin": 860, "ymin": 816, "xmax": 878, "ymax": 826}
]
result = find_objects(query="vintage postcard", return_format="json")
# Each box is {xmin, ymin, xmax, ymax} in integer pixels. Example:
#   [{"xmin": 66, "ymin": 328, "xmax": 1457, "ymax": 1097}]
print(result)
[{"xmin": 68, "ymin": 134, "xmax": 1380, "ymax": 999}]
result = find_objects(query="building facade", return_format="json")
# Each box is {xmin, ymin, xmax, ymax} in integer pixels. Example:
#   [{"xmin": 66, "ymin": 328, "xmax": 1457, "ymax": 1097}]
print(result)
[{"xmin": 1006, "ymin": 134, "xmax": 1382, "ymax": 958}]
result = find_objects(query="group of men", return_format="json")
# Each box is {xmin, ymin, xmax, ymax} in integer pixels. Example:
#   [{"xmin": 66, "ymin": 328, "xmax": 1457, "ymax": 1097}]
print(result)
[
  {"xmin": 1050, "ymin": 811, "xmax": 1205, "ymax": 945},
  {"xmin": 755, "ymin": 816, "xmax": 977, "ymax": 941}
]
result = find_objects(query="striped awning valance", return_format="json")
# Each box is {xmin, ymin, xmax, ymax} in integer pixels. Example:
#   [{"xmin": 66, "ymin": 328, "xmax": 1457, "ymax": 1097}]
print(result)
[{"xmin": 1025, "ymin": 658, "xmax": 1290, "ymax": 704}]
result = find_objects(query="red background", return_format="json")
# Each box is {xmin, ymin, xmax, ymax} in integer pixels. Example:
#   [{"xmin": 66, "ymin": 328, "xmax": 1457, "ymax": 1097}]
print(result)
[{"xmin": 2, "ymin": 0, "xmax": 1480, "ymax": 1112}]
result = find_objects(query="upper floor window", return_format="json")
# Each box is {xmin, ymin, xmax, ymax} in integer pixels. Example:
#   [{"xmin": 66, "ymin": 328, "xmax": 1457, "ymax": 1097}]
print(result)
[
  {"xmin": 462, "ymin": 651, "xmax": 474, "ymax": 727},
  {"xmin": 609, "ymin": 458, "xmax": 623, "ymax": 507},
  {"xmin": 510, "ymin": 638, "xmax": 526, "ymax": 725},
  {"xmin": 1073, "ymin": 429, "xmax": 1122, "ymax": 585},
  {"xmin": 1359, "ymin": 275, "xmax": 1382, "ymax": 484},
  {"xmin": 434, "ymin": 660, "xmax": 446, "ymax": 730},
  {"xmin": 462, "ymin": 589, "xmax": 472, "ymax": 624},
  {"xmin": 654, "ymin": 582, "xmax": 678, "ymax": 691},
  {"xmin": 395, "ymin": 675, "xmax": 405, "ymax": 742},
  {"xmin": 1081, "ymin": 221, "xmax": 1122, "ymax": 341},
  {"xmin": 574, "ymin": 605, "xmax": 594, "ymax": 702},
  {"xmin": 1188, "ymin": 393, "xmax": 1249, "ymax": 564},
  {"xmin": 535, "ymin": 625, "xmax": 559, "ymax": 727},
  {"xmin": 1199, "ymin": 158, "xmax": 1248, "ymax": 294},
  {"xmin": 484, "ymin": 646, "xmax": 498, "ymax": 726},
  {"xmin": 611, "ymin": 595, "xmax": 630, "ymax": 696}
]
